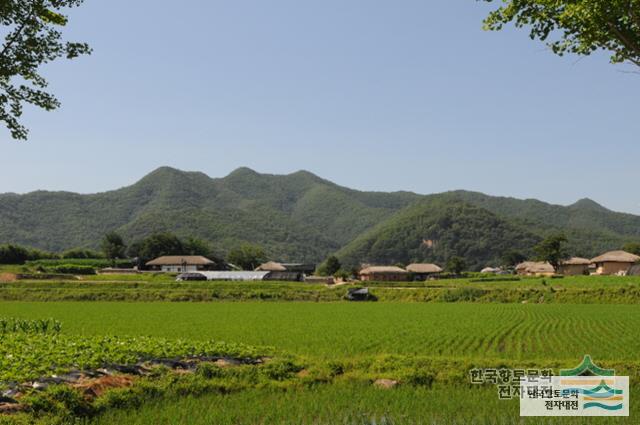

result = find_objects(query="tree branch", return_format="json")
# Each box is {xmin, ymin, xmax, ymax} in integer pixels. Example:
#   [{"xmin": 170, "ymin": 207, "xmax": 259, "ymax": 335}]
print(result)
[
  {"xmin": 606, "ymin": 20, "xmax": 640, "ymax": 65},
  {"xmin": 0, "ymin": 5, "xmax": 37, "ymax": 64}
]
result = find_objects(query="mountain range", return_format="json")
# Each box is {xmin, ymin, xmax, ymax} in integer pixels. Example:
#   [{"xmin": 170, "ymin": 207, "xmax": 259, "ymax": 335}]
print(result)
[{"xmin": 1, "ymin": 166, "xmax": 639, "ymax": 270}]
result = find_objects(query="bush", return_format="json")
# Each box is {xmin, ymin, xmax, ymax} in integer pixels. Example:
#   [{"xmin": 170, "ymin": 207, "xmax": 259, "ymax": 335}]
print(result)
[
  {"xmin": 0, "ymin": 244, "xmax": 58, "ymax": 264},
  {"xmin": 49, "ymin": 264, "xmax": 97, "ymax": 275},
  {"xmin": 62, "ymin": 248, "xmax": 104, "ymax": 259}
]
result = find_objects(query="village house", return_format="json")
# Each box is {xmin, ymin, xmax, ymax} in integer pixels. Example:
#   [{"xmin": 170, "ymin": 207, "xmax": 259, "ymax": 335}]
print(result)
[
  {"xmin": 146, "ymin": 255, "xmax": 215, "ymax": 273},
  {"xmin": 515, "ymin": 261, "xmax": 555, "ymax": 277},
  {"xmin": 406, "ymin": 263, "xmax": 442, "ymax": 280},
  {"xmin": 255, "ymin": 261, "xmax": 287, "ymax": 272},
  {"xmin": 590, "ymin": 251, "xmax": 640, "ymax": 275},
  {"xmin": 557, "ymin": 257, "xmax": 591, "ymax": 276},
  {"xmin": 359, "ymin": 266, "xmax": 408, "ymax": 282},
  {"xmin": 254, "ymin": 261, "xmax": 313, "ymax": 281}
]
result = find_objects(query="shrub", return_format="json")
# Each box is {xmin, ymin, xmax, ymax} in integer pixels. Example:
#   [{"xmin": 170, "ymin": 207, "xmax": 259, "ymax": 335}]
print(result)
[
  {"xmin": 49, "ymin": 264, "xmax": 97, "ymax": 275},
  {"xmin": 259, "ymin": 359, "xmax": 303, "ymax": 381}
]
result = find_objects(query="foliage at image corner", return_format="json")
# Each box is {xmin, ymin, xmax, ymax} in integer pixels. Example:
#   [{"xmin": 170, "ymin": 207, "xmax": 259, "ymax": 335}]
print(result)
[
  {"xmin": 482, "ymin": 0, "xmax": 640, "ymax": 68},
  {"xmin": 0, "ymin": 0, "xmax": 91, "ymax": 140}
]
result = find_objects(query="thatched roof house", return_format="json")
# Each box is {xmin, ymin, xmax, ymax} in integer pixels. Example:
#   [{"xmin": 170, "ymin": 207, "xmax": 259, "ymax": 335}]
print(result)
[
  {"xmin": 146, "ymin": 255, "xmax": 215, "ymax": 272},
  {"xmin": 590, "ymin": 251, "xmax": 640, "ymax": 275},
  {"xmin": 255, "ymin": 261, "xmax": 287, "ymax": 272},
  {"xmin": 406, "ymin": 263, "xmax": 443, "ymax": 281},
  {"xmin": 359, "ymin": 266, "xmax": 408, "ymax": 282},
  {"xmin": 515, "ymin": 261, "xmax": 555, "ymax": 276},
  {"xmin": 406, "ymin": 263, "xmax": 443, "ymax": 274},
  {"xmin": 557, "ymin": 257, "xmax": 591, "ymax": 276}
]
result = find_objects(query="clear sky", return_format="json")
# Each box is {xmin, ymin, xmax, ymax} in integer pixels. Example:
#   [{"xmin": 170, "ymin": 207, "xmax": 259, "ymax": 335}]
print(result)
[{"xmin": 2, "ymin": 1, "xmax": 639, "ymax": 214}]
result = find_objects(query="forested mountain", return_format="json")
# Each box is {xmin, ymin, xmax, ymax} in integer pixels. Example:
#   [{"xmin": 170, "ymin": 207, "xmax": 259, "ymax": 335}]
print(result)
[
  {"xmin": 334, "ymin": 199, "xmax": 542, "ymax": 270},
  {"xmin": 0, "ymin": 167, "xmax": 638, "ymax": 268}
]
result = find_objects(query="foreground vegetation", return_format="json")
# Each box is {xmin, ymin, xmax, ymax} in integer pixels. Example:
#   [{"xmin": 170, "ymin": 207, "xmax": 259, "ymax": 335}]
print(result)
[
  {"xmin": 1, "ymin": 301, "xmax": 640, "ymax": 424},
  {"xmin": 3, "ymin": 275, "xmax": 640, "ymax": 423}
]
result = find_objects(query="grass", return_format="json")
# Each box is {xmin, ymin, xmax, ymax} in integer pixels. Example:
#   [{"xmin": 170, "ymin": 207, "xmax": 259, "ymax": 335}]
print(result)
[
  {"xmin": 90, "ymin": 383, "xmax": 639, "ymax": 425},
  {"xmin": 2, "ymin": 275, "xmax": 640, "ymax": 303}
]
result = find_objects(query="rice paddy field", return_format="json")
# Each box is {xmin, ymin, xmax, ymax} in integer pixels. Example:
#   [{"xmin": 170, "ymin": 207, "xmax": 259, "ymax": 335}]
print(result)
[
  {"xmin": 0, "ymin": 301, "xmax": 638, "ymax": 362},
  {"xmin": 1, "ymin": 275, "xmax": 640, "ymax": 424}
]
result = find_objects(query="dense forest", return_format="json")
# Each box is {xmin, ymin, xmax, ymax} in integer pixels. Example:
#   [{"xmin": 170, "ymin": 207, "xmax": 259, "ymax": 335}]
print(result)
[{"xmin": 1, "ymin": 167, "xmax": 639, "ymax": 270}]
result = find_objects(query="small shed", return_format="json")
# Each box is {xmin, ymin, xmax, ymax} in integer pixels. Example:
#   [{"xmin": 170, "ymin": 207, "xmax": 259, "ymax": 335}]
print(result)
[
  {"xmin": 359, "ymin": 266, "xmax": 408, "ymax": 282},
  {"xmin": 590, "ymin": 251, "xmax": 640, "ymax": 275},
  {"xmin": 557, "ymin": 257, "xmax": 591, "ymax": 276},
  {"xmin": 406, "ymin": 263, "xmax": 443, "ymax": 280}
]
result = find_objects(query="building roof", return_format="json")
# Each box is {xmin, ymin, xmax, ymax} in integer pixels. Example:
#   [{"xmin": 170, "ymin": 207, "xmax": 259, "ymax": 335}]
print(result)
[
  {"xmin": 255, "ymin": 261, "xmax": 287, "ymax": 271},
  {"xmin": 406, "ymin": 263, "xmax": 443, "ymax": 273},
  {"xmin": 481, "ymin": 267, "xmax": 501, "ymax": 274},
  {"xmin": 591, "ymin": 251, "xmax": 640, "ymax": 264},
  {"xmin": 516, "ymin": 261, "xmax": 555, "ymax": 274},
  {"xmin": 560, "ymin": 257, "xmax": 591, "ymax": 266},
  {"xmin": 515, "ymin": 261, "xmax": 534, "ymax": 271},
  {"xmin": 146, "ymin": 255, "xmax": 214, "ymax": 266},
  {"xmin": 360, "ymin": 266, "xmax": 407, "ymax": 275}
]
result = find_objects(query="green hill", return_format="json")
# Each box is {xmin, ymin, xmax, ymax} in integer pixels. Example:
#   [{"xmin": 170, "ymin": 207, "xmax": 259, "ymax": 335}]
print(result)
[
  {"xmin": 0, "ymin": 167, "xmax": 417, "ymax": 262},
  {"xmin": 334, "ymin": 198, "xmax": 542, "ymax": 270},
  {"xmin": 0, "ymin": 167, "xmax": 638, "ymax": 268}
]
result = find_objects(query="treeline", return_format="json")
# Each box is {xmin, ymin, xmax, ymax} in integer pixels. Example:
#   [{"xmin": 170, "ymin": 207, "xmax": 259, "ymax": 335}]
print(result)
[{"xmin": 0, "ymin": 232, "xmax": 269, "ymax": 271}]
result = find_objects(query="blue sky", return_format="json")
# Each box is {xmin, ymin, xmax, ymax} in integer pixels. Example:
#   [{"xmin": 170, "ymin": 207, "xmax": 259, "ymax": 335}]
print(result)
[{"xmin": 2, "ymin": 1, "xmax": 639, "ymax": 213}]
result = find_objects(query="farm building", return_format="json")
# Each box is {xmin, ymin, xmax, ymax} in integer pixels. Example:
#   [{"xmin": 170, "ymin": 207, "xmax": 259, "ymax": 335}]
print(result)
[
  {"xmin": 590, "ymin": 251, "xmax": 640, "ymax": 275},
  {"xmin": 515, "ymin": 261, "xmax": 555, "ymax": 276},
  {"xmin": 557, "ymin": 257, "xmax": 591, "ymax": 276},
  {"xmin": 178, "ymin": 271, "xmax": 271, "ymax": 281},
  {"xmin": 176, "ymin": 270, "xmax": 306, "ymax": 282},
  {"xmin": 359, "ymin": 266, "xmax": 408, "ymax": 282},
  {"xmin": 146, "ymin": 256, "xmax": 216, "ymax": 273},
  {"xmin": 406, "ymin": 263, "xmax": 442, "ymax": 280}
]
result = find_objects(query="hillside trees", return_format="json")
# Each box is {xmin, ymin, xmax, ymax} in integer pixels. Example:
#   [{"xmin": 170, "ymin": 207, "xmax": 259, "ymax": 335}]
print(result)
[
  {"xmin": 482, "ymin": 0, "xmax": 640, "ymax": 69},
  {"xmin": 501, "ymin": 250, "xmax": 527, "ymax": 268},
  {"xmin": 226, "ymin": 244, "xmax": 266, "ymax": 270},
  {"xmin": 316, "ymin": 255, "xmax": 342, "ymax": 276},
  {"xmin": 446, "ymin": 256, "xmax": 467, "ymax": 275},
  {"xmin": 622, "ymin": 242, "xmax": 640, "ymax": 256},
  {"xmin": 1, "ymin": 0, "xmax": 91, "ymax": 140},
  {"xmin": 183, "ymin": 237, "xmax": 213, "ymax": 257},
  {"xmin": 101, "ymin": 232, "xmax": 126, "ymax": 264},
  {"xmin": 0, "ymin": 244, "xmax": 56, "ymax": 264},
  {"xmin": 534, "ymin": 233, "xmax": 570, "ymax": 269}
]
